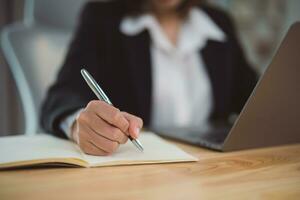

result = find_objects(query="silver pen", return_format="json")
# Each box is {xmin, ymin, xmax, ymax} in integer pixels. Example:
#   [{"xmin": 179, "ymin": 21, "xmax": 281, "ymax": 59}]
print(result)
[{"xmin": 81, "ymin": 68, "xmax": 144, "ymax": 152}]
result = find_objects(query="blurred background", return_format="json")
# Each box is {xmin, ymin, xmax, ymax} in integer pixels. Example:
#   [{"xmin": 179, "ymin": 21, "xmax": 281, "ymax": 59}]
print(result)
[{"xmin": 0, "ymin": 0, "xmax": 300, "ymax": 136}]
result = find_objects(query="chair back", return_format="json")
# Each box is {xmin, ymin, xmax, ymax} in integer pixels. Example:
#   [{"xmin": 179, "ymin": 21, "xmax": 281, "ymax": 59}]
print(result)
[{"xmin": 1, "ymin": 0, "xmax": 90, "ymax": 135}]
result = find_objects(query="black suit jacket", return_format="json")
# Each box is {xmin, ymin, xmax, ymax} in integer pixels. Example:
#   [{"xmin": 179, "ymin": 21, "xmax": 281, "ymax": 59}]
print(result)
[{"xmin": 41, "ymin": 1, "xmax": 258, "ymax": 138}]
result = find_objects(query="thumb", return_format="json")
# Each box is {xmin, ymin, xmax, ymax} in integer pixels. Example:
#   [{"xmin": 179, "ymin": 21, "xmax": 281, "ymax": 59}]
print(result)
[{"xmin": 121, "ymin": 112, "xmax": 143, "ymax": 139}]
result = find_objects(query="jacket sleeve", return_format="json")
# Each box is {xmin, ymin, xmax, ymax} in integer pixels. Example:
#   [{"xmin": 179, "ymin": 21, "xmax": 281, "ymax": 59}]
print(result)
[
  {"xmin": 40, "ymin": 3, "xmax": 105, "ymax": 138},
  {"xmin": 226, "ymin": 14, "xmax": 258, "ymax": 114},
  {"xmin": 202, "ymin": 5, "xmax": 258, "ymax": 116}
]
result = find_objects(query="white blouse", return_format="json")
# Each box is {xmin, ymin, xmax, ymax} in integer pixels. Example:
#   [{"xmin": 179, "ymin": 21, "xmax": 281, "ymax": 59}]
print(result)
[
  {"xmin": 120, "ymin": 8, "xmax": 226, "ymax": 129},
  {"xmin": 61, "ymin": 8, "xmax": 226, "ymax": 137}
]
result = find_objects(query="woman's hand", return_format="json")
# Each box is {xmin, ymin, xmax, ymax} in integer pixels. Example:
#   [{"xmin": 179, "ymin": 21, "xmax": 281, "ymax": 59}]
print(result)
[{"xmin": 71, "ymin": 100, "xmax": 143, "ymax": 156}]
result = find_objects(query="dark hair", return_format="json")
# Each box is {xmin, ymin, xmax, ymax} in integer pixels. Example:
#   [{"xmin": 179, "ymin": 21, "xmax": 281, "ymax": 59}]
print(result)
[{"xmin": 121, "ymin": 0, "xmax": 202, "ymax": 17}]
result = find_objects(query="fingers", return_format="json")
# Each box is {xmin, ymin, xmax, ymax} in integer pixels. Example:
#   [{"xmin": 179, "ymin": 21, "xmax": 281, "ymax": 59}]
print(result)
[
  {"xmin": 78, "ymin": 124, "xmax": 120, "ymax": 156},
  {"xmin": 78, "ymin": 110, "xmax": 128, "ymax": 144},
  {"xmin": 86, "ymin": 100, "xmax": 129, "ymax": 133},
  {"xmin": 72, "ymin": 100, "xmax": 144, "ymax": 156},
  {"xmin": 122, "ymin": 112, "xmax": 143, "ymax": 139},
  {"xmin": 82, "ymin": 141, "xmax": 109, "ymax": 156},
  {"xmin": 85, "ymin": 125, "xmax": 120, "ymax": 153}
]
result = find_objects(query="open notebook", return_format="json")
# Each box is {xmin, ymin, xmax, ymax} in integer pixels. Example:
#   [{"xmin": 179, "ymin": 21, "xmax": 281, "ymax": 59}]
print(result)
[{"xmin": 0, "ymin": 132, "xmax": 198, "ymax": 169}]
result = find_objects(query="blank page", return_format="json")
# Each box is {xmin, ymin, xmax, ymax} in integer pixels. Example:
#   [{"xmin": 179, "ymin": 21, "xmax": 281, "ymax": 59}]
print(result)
[
  {"xmin": 83, "ymin": 132, "xmax": 198, "ymax": 167},
  {"xmin": 0, "ymin": 134, "xmax": 83, "ymax": 167}
]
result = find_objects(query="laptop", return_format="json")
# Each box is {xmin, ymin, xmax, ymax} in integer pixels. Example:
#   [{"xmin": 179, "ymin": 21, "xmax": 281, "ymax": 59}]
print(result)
[{"xmin": 152, "ymin": 22, "xmax": 300, "ymax": 151}]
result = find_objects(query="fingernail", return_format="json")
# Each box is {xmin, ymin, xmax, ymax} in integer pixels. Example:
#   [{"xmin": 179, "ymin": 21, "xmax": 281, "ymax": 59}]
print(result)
[{"xmin": 134, "ymin": 127, "xmax": 140, "ymax": 138}]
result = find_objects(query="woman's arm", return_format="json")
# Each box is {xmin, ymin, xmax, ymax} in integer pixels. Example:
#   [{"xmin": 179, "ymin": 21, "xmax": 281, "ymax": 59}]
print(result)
[
  {"xmin": 40, "ymin": 3, "xmax": 101, "ymax": 138},
  {"xmin": 40, "ymin": 2, "xmax": 143, "ymax": 156}
]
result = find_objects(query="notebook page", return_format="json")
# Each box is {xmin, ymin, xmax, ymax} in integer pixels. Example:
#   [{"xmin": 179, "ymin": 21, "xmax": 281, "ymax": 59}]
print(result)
[
  {"xmin": 83, "ymin": 132, "xmax": 198, "ymax": 167},
  {"xmin": 0, "ymin": 134, "xmax": 83, "ymax": 166}
]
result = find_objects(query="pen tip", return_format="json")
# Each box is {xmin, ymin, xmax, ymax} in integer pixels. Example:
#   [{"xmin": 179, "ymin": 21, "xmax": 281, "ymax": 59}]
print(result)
[{"xmin": 139, "ymin": 147, "xmax": 144, "ymax": 152}]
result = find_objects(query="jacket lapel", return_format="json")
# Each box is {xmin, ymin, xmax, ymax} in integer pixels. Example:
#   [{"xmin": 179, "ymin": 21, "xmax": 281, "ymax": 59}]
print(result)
[
  {"xmin": 201, "ymin": 40, "xmax": 234, "ymax": 119},
  {"xmin": 122, "ymin": 30, "xmax": 152, "ymax": 125}
]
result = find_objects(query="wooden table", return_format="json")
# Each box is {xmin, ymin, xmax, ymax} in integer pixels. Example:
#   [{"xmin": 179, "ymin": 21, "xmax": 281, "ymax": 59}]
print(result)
[{"xmin": 1, "ymin": 140, "xmax": 300, "ymax": 200}]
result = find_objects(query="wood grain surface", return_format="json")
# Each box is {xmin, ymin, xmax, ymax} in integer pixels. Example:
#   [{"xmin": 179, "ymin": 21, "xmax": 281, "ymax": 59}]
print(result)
[{"xmin": 1, "ymin": 139, "xmax": 300, "ymax": 200}]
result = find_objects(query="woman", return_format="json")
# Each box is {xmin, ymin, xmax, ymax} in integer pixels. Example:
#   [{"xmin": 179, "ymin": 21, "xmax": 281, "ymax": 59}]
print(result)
[{"xmin": 41, "ymin": 0, "xmax": 257, "ymax": 155}]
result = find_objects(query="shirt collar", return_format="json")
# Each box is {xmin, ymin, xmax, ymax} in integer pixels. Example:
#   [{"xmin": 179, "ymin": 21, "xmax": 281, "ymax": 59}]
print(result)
[{"xmin": 120, "ymin": 8, "xmax": 226, "ymax": 53}]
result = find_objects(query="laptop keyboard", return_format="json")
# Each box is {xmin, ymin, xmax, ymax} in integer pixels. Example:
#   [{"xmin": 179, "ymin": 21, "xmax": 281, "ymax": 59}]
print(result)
[{"xmin": 153, "ymin": 126, "xmax": 230, "ymax": 150}]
